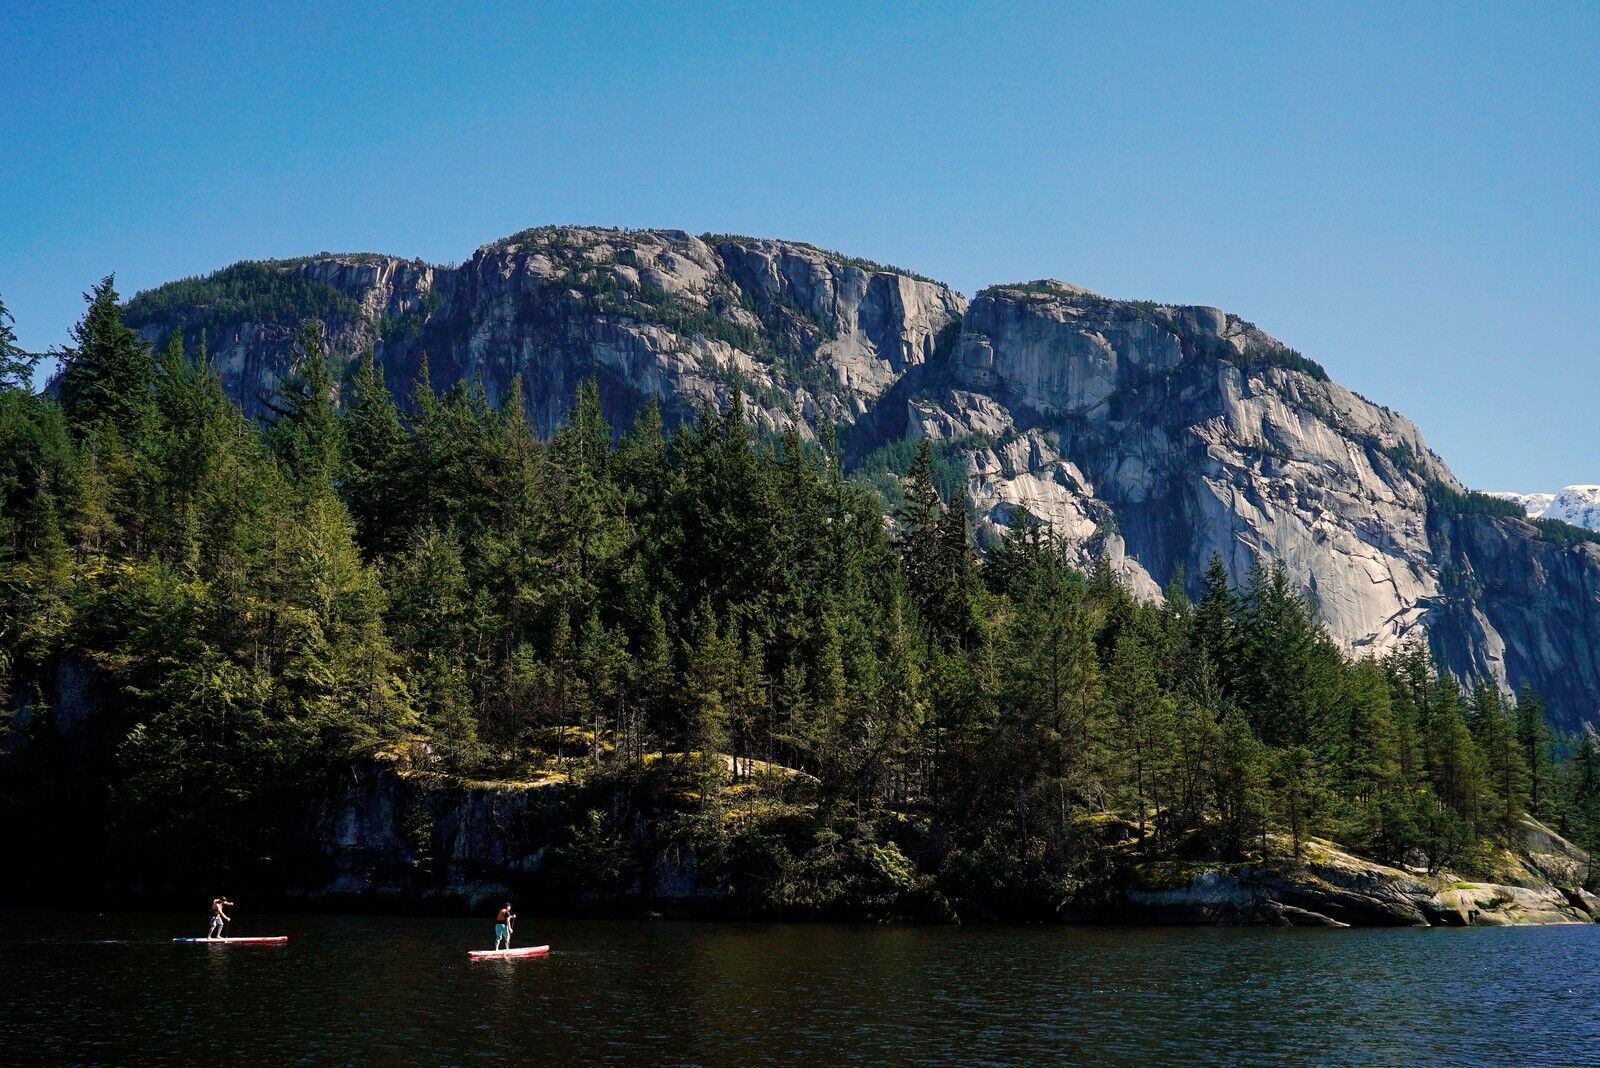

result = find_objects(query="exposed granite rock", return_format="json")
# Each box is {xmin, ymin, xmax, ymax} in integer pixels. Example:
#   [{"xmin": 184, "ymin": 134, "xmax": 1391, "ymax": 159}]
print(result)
[
  {"xmin": 932, "ymin": 284, "xmax": 1455, "ymax": 659},
  {"xmin": 305, "ymin": 762, "xmax": 1596, "ymax": 925},
  {"xmin": 906, "ymin": 387, "xmax": 1162, "ymax": 598},
  {"xmin": 121, "ymin": 230, "xmax": 1600, "ymax": 726},
  {"xmin": 1427, "ymin": 513, "xmax": 1600, "ymax": 730},
  {"xmin": 1123, "ymin": 831, "xmax": 1595, "ymax": 927},
  {"xmin": 304, "ymin": 759, "xmax": 734, "ymax": 911},
  {"xmin": 305, "ymin": 760, "xmax": 566, "ymax": 904},
  {"xmin": 131, "ymin": 227, "xmax": 967, "ymax": 437}
]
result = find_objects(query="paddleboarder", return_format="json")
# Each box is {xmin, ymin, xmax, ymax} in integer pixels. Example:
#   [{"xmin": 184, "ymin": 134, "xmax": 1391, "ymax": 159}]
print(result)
[
  {"xmin": 208, "ymin": 896, "xmax": 233, "ymax": 939},
  {"xmin": 494, "ymin": 902, "xmax": 515, "ymax": 950}
]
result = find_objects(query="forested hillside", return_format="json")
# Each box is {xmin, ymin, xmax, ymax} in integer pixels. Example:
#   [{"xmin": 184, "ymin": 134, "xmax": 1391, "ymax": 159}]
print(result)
[
  {"xmin": 3, "ymin": 283, "xmax": 1599, "ymax": 915},
  {"xmin": 114, "ymin": 228, "xmax": 1600, "ymax": 731}
]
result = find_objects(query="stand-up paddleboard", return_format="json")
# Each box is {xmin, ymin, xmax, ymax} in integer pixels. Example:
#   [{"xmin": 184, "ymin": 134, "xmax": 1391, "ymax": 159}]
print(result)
[
  {"xmin": 173, "ymin": 936, "xmax": 289, "ymax": 944},
  {"xmin": 468, "ymin": 944, "xmax": 549, "ymax": 959}
]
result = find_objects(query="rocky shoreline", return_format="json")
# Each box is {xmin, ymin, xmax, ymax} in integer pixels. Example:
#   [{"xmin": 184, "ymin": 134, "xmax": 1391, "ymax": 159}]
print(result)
[
  {"xmin": 298, "ymin": 761, "xmax": 1598, "ymax": 927},
  {"xmin": 1122, "ymin": 836, "xmax": 1600, "ymax": 927}
]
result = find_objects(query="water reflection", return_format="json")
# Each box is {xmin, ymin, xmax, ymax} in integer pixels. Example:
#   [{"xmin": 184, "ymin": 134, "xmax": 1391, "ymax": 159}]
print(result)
[{"xmin": 1, "ymin": 911, "xmax": 1595, "ymax": 1066}]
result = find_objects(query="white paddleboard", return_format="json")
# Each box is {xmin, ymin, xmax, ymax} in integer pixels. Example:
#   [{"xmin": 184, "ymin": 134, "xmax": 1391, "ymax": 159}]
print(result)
[{"xmin": 467, "ymin": 944, "xmax": 549, "ymax": 959}]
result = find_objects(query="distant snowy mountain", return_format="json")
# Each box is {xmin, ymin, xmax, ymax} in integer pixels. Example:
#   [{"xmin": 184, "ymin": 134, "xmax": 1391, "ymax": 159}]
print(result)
[
  {"xmin": 1489, "ymin": 491, "xmax": 1557, "ymax": 516},
  {"xmin": 1489, "ymin": 486, "xmax": 1600, "ymax": 530}
]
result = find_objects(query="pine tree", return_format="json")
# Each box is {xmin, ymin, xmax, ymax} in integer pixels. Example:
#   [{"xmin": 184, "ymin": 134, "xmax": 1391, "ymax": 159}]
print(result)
[
  {"xmin": 1212, "ymin": 707, "xmax": 1272, "ymax": 860},
  {"xmin": 1271, "ymin": 745, "xmax": 1326, "ymax": 860},
  {"xmin": 983, "ymin": 509, "xmax": 1048, "ymax": 596},
  {"xmin": 578, "ymin": 610, "xmax": 632, "ymax": 766},
  {"xmin": 270, "ymin": 493, "xmax": 408, "ymax": 752},
  {"xmin": 57, "ymin": 277, "xmax": 152, "ymax": 439},
  {"xmin": 1562, "ymin": 730, "xmax": 1600, "ymax": 878},
  {"xmin": 1105, "ymin": 631, "xmax": 1172, "ymax": 838},
  {"xmin": 547, "ymin": 379, "xmax": 627, "ymax": 609},
  {"xmin": 385, "ymin": 525, "xmax": 478, "ymax": 759},
  {"xmin": 342, "ymin": 350, "xmax": 411, "ymax": 558},
  {"xmin": 1192, "ymin": 552, "xmax": 1236, "ymax": 694},
  {"xmin": 0, "ymin": 295, "xmax": 39, "ymax": 392},
  {"xmin": 1428, "ymin": 678, "xmax": 1490, "ymax": 848},
  {"xmin": 144, "ymin": 333, "xmax": 251, "ymax": 569},
  {"xmin": 1233, "ymin": 561, "xmax": 1337, "ymax": 751},
  {"xmin": 1514, "ymin": 686, "xmax": 1552, "ymax": 821},
  {"xmin": 897, "ymin": 438, "xmax": 945, "ymax": 631},
  {"xmin": 638, "ymin": 595, "xmax": 676, "ymax": 745},
  {"xmin": 267, "ymin": 320, "xmax": 347, "ymax": 490},
  {"xmin": 935, "ymin": 487, "xmax": 982, "ymax": 649},
  {"xmin": 1469, "ymin": 679, "xmax": 1528, "ymax": 840},
  {"xmin": 679, "ymin": 603, "xmax": 736, "ymax": 784}
]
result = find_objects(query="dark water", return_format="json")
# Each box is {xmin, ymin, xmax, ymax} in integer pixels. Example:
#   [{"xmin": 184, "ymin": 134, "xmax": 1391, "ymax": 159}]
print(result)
[{"xmin": 1, "ymin": 911, "xmax": 1596, "ymax": 1066}]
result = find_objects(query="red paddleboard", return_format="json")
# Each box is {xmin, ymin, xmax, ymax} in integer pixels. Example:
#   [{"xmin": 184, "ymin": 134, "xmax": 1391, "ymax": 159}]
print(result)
[
  {"xmin": 468, "ymin": 944, "xmax": 549, "ymax": 959},
  {"xmin": 173, "ymin": 936, "xmax": 289, "ymax": 944}
]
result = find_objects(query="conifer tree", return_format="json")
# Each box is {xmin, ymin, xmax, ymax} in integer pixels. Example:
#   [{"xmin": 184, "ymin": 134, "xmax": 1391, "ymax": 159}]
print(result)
[
  {"xmin": 1563, "ymin": 730, "xmax": 1600, "ymax": 875},
  {"xmin": 267, "ymin": 320, "xmax": 347, "ymax": 490},
  {"xmin": 548, "ymin": 380, "xmax": 627, "ymax": 607},
  {"xmin": 385, "ymin": 525, "xmax": 477, "ymax": 757},
  {"xmin": 1212, "ymin": 707, "xmax": 1272, "ymax": 859},
  {"xmin": 1105, "ymin": 630, "xmax": 1172, "ymax": 838},
  {"xmin": 679, "ymin": 603, "xmax": 735, "ymax": 781},
  {"xmin": 1514, "ymin": 686, "xmax": 1552, "ymax": 821},
  {"xmin": 1428, "ymin": 679, "xmax": 1489, "ymax": 847},
  {"xmin": 1469, "ymin": 680, "xmax": 1529, "ymax": 840},
  {"xmin": 342, "ymin": 350, "xmax": 411, "ymax": 557},
  {"xmin": 1192, "ymin": 552, "xmax": 1236, "ymax": 692},
  {"xmin": 0, "ymin": 295, "xmax": 38, "ymax": 392},
  {"xmin": 57, "ymin": 277, "xmax": 152, "ymax": 439},
  {"xmin": 897, "ymin": 438, "xmax": 946, "ymax": 632},
  {"xmin": 1271, "ymin": 745, "xmax": 1325, "ymax": 859}
]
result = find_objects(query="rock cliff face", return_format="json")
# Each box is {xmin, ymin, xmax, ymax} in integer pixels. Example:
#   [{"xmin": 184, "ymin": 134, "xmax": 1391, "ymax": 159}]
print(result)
[
  {"xmin": 130, "ymin": 228, "xmax": 965, "ymax": 432},
  {"xmin": 1427, "ymin": 513, "xmax": 1600, "ymax": 730},
  {"xmin": 926, "ymin": 283, "xmax": 1458, "ymax": 642},
  {"xmin": 123, "ymin": 227, "xmax": 1600, "ymax": 728}
]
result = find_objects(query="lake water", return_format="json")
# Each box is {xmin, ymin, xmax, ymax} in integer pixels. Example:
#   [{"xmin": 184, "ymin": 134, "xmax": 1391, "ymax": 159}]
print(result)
[{"xmin": 1, "ymin": 910, "xmax": 1595, "ymax": 1065}]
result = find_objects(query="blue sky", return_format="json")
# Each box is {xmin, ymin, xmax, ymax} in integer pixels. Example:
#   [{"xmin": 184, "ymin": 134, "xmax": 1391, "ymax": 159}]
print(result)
[{"xmin": 2, "ymin": 1, "xmax": 1596, "ymax": 490}]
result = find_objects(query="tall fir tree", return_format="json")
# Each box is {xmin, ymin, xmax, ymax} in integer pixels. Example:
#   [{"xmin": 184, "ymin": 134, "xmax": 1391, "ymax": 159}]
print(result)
[{"xmin": 58, "ymin": 276, "xmax": 152, "ymax": 440}]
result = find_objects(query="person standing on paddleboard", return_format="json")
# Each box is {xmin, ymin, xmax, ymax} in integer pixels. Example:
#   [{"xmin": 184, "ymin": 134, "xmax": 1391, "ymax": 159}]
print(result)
[
  {"xmin": 494, "ymin": 902, "xmax": 515, "ymax": 950},
  {"xmin": 208, "ymin": 897, "xmax": 233, "ymax": 939}
]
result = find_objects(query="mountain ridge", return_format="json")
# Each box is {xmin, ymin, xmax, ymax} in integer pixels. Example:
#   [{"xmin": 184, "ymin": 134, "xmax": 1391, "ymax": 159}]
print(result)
[
  {"xmin": 1491, "ymin": 486, "xmax": 1600, "ymax": 531},
  {"xmin": 119, "ymin": 226, "xmax": 1600, "ymax": 728}
]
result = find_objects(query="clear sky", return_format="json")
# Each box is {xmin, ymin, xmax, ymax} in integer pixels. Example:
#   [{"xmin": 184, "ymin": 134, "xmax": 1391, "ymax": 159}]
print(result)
[{"xmin": 3, "ymin": 1, "xmax": 1596, "ymax": 491}]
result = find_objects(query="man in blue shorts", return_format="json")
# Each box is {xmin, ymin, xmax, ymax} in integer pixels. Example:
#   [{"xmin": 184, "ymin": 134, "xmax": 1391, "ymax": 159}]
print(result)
[{"xmin": 494, "ymin": 902, "xmax": 515, "ymax": 950}]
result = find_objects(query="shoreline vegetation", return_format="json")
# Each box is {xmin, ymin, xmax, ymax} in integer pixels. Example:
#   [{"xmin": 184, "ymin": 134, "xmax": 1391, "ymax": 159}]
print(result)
[{"xmin": 2, "ymin": 287, "xmax": 1599, "ymax": 925}]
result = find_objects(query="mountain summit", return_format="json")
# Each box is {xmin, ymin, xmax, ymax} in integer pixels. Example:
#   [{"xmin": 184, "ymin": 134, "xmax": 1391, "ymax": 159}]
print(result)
[
  {"xmin": 1492, "ymin": 486, "xmax": 1600, "ymax": 531},
  {"xmin": 123, "ymin": 226, "xmax": 1600, "ymax": 728}
]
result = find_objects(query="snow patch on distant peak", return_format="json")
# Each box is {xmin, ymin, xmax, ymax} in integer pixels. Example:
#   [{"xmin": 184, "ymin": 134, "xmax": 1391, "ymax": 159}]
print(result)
[
  {"xmin": 1489, "ymin": 491, "xmax": 1556, "ymax": 515},
  {"xmin": 1488, "ymin": 486, "xmax": 1600, "ymax": 530}
]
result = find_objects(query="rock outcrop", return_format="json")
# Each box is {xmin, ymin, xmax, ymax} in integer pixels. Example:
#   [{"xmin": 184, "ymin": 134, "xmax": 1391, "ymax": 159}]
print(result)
[
  {"xmin": 121, "ymin": 227, "xmax": 1600, "ymax": 728},
  {"xmin": 1426, "ymin": 513, "xmax": 1600, "ymax": 730},
  {"xmin": 1124, "ymin": 823, "xmax": 1597, "ymax": 927},
  {"xmin": 306, "ymin": 760, "xmax": 565, "ymax": 904},
  {"xmin": 925, "ymin": 283, "xmax": 1456, "ymax": 649},
  {"xmin": 128, "ymin": 228, "xmax": 966, "ymax": 434},
  {"xmin": 304, "ymin": 763, "xmax": 1597, "ymax": 926}
]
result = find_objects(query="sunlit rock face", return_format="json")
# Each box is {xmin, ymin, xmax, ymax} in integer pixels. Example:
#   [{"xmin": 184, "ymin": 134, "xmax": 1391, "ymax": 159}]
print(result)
[
  {"xmin": 925, "ymin": 283, "xmax": 1455, "ymax": 658},
  {"xmin": 124, "ymin": 232, "xmax": 1600, "ymax": 727},
  {"xmin": 130, "ymin": 227, "xmax": 967, "ymax": 435}
]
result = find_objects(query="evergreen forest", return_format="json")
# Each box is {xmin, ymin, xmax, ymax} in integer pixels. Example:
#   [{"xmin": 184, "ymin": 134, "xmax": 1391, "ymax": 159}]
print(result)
[{"xmin": 3, "ymin": 281, "xmax": 1599, "ymax": 916}]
